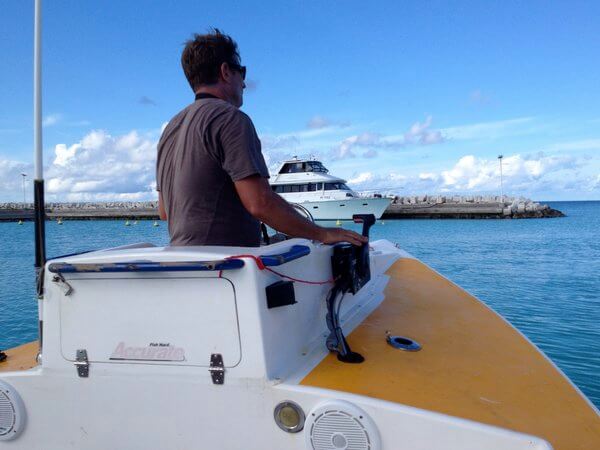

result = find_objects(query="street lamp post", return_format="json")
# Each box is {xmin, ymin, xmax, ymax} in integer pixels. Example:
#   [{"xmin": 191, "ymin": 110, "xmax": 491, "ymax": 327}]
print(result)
[
  {"xmin": 21, "ymin": 173, "xmax": 27, "ymax": 204},
  {"xmin": 497, "ymin": 155, "xmax": 504, "ymax": 203}
]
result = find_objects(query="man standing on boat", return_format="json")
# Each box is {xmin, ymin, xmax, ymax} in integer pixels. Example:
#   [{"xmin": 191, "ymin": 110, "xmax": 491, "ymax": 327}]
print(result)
[{"xmin": 156, "ymin": 30, "xmax": 367, "ymax": 247}]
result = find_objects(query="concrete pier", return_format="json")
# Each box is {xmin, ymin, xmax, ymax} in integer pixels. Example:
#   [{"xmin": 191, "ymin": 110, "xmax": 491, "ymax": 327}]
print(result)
[{"xmin": 0, "ymin": 196, "xmax": 564, "ymax": 222}]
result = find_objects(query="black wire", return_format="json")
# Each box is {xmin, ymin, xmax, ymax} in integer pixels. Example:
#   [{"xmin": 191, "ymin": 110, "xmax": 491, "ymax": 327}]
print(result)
[{"xmin": 336, "ymin": 291, "xmax": 346, "ymax": 319}]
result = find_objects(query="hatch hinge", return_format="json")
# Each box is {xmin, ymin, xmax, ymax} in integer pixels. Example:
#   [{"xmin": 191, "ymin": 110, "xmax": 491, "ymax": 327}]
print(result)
[
  {"xmin": 209, "ymin": 353, "xmax": 225, "ymax": 385},
  {"xmin": 75, "ymin": 349, "xmax": 89, "ymax": 377}
]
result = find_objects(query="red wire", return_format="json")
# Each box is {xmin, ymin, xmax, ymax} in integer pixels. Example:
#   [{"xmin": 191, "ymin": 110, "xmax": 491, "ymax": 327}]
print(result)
[{"xmin": 225, "ymin": 254, "xmax": 334, "ymax": 285}]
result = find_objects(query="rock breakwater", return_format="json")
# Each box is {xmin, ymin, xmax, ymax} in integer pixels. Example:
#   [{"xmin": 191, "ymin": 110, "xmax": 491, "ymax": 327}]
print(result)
[
  {"xmin": 382, "ymin": 195, "xmax": 564, "ymax": 219},
  {"xmin": 0, "ymin": 196, "xmax": 564, "ymax": 222}
]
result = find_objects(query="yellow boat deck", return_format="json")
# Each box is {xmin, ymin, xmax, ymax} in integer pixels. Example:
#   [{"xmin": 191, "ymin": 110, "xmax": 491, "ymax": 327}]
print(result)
[
  {"xmin": 301, "ymin": 257, "xmax": 600, "ymax": 450},
  {"xmin": 0, "ymin": 341, "xmax": 38, "ymax": 372}
]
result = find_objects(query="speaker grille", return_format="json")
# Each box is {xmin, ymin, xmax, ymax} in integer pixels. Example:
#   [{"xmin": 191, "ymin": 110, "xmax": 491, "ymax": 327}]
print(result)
[
  {"xmin": 311, "ymin": 410, "xmax": 370, "ymax": 449},
  {"xmin": 0, "ymin": 380, "xmax": 25, "ymax": 441},
  {"xmin": 305, "ymin": 401, "xmax": 380, "ymax": 450},
  {"xmin": 0, "ymin": 391, "xmax": 16, "ymax": 436}
]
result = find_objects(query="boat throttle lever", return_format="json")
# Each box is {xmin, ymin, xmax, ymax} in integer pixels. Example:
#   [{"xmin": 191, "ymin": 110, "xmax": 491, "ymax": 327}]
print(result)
[
  {"xmin": 353, "ymin": 213, "xmax": 376, "ymax": 289},
  {"xmin": 326, "ymin": 214, "xmax": 376, "ymax": 363}
]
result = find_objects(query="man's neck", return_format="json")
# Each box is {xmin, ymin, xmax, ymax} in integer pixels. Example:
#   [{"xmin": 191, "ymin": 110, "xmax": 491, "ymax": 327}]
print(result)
[{"xmin": 195, "ymin": 86, "xmax": 229, "ymax": 104}]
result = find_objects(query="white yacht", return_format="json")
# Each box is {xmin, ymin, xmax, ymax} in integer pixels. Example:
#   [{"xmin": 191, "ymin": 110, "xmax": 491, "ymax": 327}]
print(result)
[{"xmin": 270, "ymin": 158, "xmax": 391, "ymax": 220}]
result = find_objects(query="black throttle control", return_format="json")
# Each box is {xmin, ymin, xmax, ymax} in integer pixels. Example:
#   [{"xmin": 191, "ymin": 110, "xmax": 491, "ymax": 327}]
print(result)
[{"xmin": 326, "ymin": 214, "xmax": 376, "ymax": 363}]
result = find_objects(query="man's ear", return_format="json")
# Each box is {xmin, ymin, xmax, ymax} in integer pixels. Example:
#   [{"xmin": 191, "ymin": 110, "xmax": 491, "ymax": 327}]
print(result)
[{"xmin": 220, "ymin": 62, "xmax": 232, "ymax": 83}]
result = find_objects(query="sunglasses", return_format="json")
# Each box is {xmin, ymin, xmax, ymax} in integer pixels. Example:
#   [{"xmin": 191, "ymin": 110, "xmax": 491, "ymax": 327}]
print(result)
[{"xmin": 228, "ymin": 62, "xmax": 246, "ymax": 80}]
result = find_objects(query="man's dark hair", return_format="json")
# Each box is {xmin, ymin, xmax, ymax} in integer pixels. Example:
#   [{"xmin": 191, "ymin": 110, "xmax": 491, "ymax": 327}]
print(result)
[{"xmin": 181, "ymin": 29, "xmax": 241, "ymax": 91}]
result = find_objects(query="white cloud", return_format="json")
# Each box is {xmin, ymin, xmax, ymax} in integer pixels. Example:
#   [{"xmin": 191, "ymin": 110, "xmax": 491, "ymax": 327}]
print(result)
[
  {"xmin": 348, "ymin": 172, "xmax": 375, "ymax": 184},
  {"xmin": 330, "ymin": 132, "xmax": 382, "ymax": 160},
  {"xmin": 307, "ymin": 116, "xmax": 332, "ymax": 129},
  {"xmin": 53, "ymin": 143, "xmax": 80, "ymax": 166},
  {"xmin": 544, "ymin": 138, "xmax": 600, "ymax": 153},
  {"xmin": 42, "ymin": 114, "xmax": 92, "ymax": 129},
  {"xmin": 260, "ymin": 116, "xmax": 445, "ymax": 165},
  {"xmin": 44, "ymin": 129, "xmax": 158, "ymax": 201},
  {"xmin": 419, "ymin": 172, "xmax": 438, "ymax": 181},
  {"xmin": 43, "ymin": 114, "xmax": 62, "ymax": 127},
  {"xmin": 403, "ymin": 116, "xmax": 445, "ymax": 145},
  {"xmin": 439, "ymin": 153, "xmax": 579, "ymax": 191},
  {"xmin": 329, "ymin": 117, "xmax": 445, "ymax": 160},
  {"xmin": 343, "ymin": 152, "xmax": 595, "ymax": 198},
  {"xmin": 0, "ymin": 159, "xmax": 32, "ymax": 201},
  {"xmin": 47, "ymin": 177, "xmax": 73, "ymax": 193},
  {"xmin": 442, "ymin": 117, "xmax": 535, "ymax": 141},
  {"xmin": 2, "ymin": 116, "xmax": 597, "ymax": 202},
  {"xmin": 306, "ymin": 115, "xmax": 351, "ymax": 130},
  {"xmin": 347, "ymin": 171, "xmax": 407, "ymax": 192}
]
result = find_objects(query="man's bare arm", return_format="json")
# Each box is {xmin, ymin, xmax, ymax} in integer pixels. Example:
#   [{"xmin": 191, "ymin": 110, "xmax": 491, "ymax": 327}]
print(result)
[
  {"xmin": 158, "ymin": 192, "xmax": 167, "ymax": 220},
  {"xmin": 234, "ymin": 175, "xmax": 367, "ymax": 246}
]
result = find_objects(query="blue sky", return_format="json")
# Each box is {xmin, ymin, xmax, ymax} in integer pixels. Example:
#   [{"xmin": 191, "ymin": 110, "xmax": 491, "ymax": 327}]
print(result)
[{"xmin": 1, "ymin": 0, "xmax": 599, "ymax": 202}]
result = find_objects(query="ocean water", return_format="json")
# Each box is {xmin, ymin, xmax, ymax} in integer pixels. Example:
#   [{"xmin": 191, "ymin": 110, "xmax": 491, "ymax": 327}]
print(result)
[{"xmin": 1, "ymin": 201, "xmax": 599, "ymax": 408}]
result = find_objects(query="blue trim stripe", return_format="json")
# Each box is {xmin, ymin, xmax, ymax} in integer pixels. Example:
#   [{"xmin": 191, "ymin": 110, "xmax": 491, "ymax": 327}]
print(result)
[
  {"xmin": 260, "ymin": 245, "xmax": 311, "ymax": 267},
  {"xmin": 48, "ymin": 259, "xmax": 245, "ymax": 274}
]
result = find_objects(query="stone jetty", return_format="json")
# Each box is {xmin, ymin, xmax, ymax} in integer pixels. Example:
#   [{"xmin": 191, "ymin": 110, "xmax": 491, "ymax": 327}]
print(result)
[
  {"xmin": 382, "ymin": 195, "xmax": 564, "ymax": 219},
  {"xmin": 0, "ymin": 196, "xmax": 564, "ymax": 222}
]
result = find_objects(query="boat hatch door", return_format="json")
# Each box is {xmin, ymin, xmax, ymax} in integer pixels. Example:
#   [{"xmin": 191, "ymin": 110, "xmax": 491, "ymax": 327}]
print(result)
[{"xmin": 59, "ymin": 276, "xmax": 241, "ymax": 367}]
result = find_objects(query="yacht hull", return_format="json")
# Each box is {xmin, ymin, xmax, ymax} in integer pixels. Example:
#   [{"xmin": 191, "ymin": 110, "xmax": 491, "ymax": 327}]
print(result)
[{"xmin": 291, "ymin": 197, "xmax": 391, "ymax": 220}]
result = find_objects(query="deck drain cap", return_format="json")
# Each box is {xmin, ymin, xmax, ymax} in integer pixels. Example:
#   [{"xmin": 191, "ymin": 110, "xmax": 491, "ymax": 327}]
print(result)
[{"xmin": 387, "ymin": 335, "xmax": 421, "ymax": 351}]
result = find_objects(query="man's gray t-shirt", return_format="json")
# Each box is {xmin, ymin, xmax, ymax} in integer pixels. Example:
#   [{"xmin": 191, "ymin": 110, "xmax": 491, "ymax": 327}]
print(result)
[{"xmin": 156, "ymin": 98, "xmax": 269, "ymax": 247}]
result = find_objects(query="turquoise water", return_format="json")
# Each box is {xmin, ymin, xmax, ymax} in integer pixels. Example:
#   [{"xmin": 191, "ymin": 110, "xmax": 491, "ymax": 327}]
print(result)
[{"xmin": 1, "ymin": 201, "xmax": 599, "ymax": 408}]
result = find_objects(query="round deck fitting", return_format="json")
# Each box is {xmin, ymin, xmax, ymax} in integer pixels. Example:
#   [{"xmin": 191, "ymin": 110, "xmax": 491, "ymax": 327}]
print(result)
[{"xmin": 387, "ymin": 335, "xmax": 421, "ymax": 351}]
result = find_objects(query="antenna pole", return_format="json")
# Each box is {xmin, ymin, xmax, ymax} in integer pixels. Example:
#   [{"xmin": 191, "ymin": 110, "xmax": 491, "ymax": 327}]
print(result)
[{"xmin": 34, "ymin": 0, "xmax": 46, "ymax": 282}]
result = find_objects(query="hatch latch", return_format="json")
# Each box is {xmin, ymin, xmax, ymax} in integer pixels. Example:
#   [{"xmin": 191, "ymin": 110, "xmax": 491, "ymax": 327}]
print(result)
[
  {"xmin": 209, "ymin": 353, "xmax": 225, "ymax": 385},
  {"xmin": 52, "ymin": 273, "xmax": 73, "ymax": 296},
  {"xmin": 75, "ymin": 349, "xmax": 89, "ymax": 377}
]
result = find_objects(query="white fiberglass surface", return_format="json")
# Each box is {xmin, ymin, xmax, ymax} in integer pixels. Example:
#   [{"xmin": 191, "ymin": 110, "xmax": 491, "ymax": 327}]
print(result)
[{"xmin": 59, "ymin": 276, "xmax": 241, "ymax": 367}]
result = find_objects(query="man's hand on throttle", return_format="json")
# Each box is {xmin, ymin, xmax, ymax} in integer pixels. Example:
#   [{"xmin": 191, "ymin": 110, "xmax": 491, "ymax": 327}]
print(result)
[{"xmin": 317, "ymin": 227, "xmax": 369, "ymax": 246}]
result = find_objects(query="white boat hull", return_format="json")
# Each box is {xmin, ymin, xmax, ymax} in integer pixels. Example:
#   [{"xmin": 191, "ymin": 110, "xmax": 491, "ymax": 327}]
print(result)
[
  {"xmin": 0, "ymin": 240, "xmax": 556, "ymax": 449},
  {"xmin": 290, "ymin": 197, "xmax": 391, "ymax": 220}
]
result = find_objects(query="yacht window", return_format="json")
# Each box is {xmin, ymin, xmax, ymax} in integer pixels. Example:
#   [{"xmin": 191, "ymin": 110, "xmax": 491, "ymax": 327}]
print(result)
[
  {"xmin": 316, "ymin": 182, "xmax": 323, "ymax": 190},
  {"xmin": 324, "ymin": 182, "xmax": 344, "ymax": 190},
  {"xmin": 307, "ymin": 161, "xmax": 328, "ymax": 173},
  {"xmin": 280, "ymin": 163, "xmax": 293, "ymax": 173},
  {"xmin": 291, "ymin": 184, "xmax": 300, "ymax": 192},
  {"xmin": 341, "ymin": 183, "xmax": 350, "ymax": 190},
  {"xmin": 307, "ymin": 183, "xmax": 317, "ymax": 191}
]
